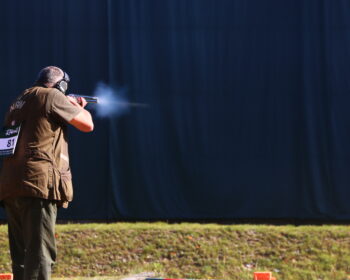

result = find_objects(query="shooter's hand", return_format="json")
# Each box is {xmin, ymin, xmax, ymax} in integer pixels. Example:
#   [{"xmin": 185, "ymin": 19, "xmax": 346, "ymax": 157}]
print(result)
[{"xmin": 67, "ymin": 96, "xmax": 88, "ymax": 108}]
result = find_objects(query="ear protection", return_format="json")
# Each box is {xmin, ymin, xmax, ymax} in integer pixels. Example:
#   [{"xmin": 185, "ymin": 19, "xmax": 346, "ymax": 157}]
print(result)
[{"xmin": 55, "ymin": 71, "xmax": 70, "ymax": 93}]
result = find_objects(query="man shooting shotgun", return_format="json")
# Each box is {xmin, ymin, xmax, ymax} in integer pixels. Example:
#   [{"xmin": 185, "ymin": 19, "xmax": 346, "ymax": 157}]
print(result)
[{"xmin": 0, "ymin": 66, "xmax": 94, "ymax": 280}]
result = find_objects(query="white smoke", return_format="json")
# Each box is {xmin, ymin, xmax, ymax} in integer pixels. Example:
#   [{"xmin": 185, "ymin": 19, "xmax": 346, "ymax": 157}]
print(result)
[{"xmin": 92, "ymin": 82, "xmax": 129, "ymax": 118}]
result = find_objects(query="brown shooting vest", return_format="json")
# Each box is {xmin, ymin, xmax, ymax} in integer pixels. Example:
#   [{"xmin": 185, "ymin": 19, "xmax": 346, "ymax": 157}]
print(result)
[{"xmin": 0, "ymin": 86, "xmax": 80, "ymax": 207}]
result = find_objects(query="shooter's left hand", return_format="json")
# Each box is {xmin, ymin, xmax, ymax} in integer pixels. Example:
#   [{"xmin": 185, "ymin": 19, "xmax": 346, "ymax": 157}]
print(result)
[{"xmin": 67, "ymin": 96, "xmax": 88, "ymax": 108}]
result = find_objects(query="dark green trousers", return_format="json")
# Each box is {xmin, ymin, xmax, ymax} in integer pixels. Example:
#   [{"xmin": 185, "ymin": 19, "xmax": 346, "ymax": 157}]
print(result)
[{"xmin": 4, "ymin": 197, "xmax": 57, "ymax": 280}]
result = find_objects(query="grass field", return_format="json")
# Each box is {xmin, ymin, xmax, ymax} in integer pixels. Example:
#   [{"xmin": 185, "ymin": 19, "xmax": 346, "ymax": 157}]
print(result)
[{"xmin": 0, "ymin": 223, "xmax": 349, "ymax": 280}]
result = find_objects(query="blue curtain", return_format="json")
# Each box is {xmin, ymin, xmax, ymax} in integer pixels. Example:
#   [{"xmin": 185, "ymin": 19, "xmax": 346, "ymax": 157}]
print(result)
[{"xmin": 1, "ymin": 0, "xmax": 350, "ymax": 220}]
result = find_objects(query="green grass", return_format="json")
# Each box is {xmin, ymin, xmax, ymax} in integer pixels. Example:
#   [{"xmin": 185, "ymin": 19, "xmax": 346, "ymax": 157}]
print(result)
[{"xmin": 0, "ymin": 223, "xmax": 349, "ymax": 279}]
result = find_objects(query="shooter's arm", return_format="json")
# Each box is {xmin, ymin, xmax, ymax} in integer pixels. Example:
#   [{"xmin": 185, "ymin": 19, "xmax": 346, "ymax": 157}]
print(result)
[{"xmin": 67, "ymin": 96, "xmax": 94, "ymax": 132}]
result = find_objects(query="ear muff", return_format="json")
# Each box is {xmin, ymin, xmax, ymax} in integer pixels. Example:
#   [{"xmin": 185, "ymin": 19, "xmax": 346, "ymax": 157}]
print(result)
[
  {"xmin": 55, "ymin": 72, "xmax": 70, "ymax": 93},
  {"xmin": 56, "ymin": 80, "xmax": 68, "ymax": 93}
]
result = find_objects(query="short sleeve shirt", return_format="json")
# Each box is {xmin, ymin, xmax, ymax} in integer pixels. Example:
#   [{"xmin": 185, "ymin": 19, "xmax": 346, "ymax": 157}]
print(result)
[
  {"xmin": 0, "ymin": 87, "xmax": 83, "ymax": 204},
  {"xmin": 49, "ymin": 91, "xmax": 82, "ymax": 123}
]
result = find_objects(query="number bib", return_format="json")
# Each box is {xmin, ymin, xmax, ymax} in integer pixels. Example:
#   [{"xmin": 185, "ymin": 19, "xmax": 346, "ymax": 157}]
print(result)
[{"xmin": 0, "ymin": 124, "xmax": 21, "ymax": 157}]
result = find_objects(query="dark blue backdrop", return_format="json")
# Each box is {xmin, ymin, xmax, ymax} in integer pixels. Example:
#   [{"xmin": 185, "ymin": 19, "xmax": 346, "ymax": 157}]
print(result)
[{"xmin": 1, "ymin": 0, "xmax": 350, "ymax": 220}]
